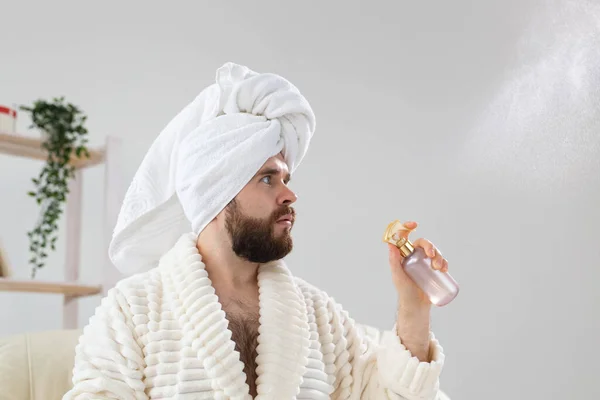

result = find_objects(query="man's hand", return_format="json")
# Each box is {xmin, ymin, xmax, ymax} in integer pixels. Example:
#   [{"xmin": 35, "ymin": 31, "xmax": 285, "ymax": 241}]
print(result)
[
  {"xmin": 387, "ymin": 220, "xmax": 449, "ymax": 361},
  {"xmin": 388, "ymin": 221, "xmax": 449, "ymax": 307}
]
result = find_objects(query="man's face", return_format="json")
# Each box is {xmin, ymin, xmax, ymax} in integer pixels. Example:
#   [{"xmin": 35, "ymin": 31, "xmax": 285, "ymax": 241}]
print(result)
[{"xmin": 224, "ymin": 153, "xmax": 297, "ymax": 263}]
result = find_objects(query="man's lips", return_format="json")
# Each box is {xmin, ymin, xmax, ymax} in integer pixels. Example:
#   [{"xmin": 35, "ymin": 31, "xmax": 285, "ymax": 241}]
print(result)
[{"xmin": 276, "ymin": 214, "xmax": 294, "ymax": 224}]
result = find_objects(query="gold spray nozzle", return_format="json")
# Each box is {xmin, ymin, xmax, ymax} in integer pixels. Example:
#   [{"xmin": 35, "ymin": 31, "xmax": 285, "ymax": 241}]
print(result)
[{"xmin": 383, "ymin": 220, "xmax": 416, "ymax": 258}]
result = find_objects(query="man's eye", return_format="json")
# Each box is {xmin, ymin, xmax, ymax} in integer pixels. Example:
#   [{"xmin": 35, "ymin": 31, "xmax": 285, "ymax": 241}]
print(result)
[{"xmin": 261, "ymin": 176, "xmax": 271, "ymax": 184}]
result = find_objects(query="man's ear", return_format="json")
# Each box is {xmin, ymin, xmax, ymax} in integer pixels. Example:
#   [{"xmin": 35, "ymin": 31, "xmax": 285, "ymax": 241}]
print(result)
[
  {"xmin": 214, "ymin": 202, "xmax": 232, "ymax": 222},
  {"xmin": 213, "ymin": 210, "xmax": 225, "ymax": 222}
]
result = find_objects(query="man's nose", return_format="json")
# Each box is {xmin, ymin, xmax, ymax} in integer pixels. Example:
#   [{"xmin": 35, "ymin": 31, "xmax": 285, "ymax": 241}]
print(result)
[{"xmin": 279, "ymin": 186, "xmax": 298, "ymax": 205}]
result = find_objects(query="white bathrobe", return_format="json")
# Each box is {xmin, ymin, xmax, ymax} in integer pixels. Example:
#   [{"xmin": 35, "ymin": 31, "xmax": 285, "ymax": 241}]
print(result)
[{"xmin": 64, "ymin": 233, "xmax": 449, "ymax": 400}]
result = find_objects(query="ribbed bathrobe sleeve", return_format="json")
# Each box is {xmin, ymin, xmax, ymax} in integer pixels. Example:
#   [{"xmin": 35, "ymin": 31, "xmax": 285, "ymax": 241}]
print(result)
[
  {"xmin": 328, "ymin": 300, "xmax": 450, "ymax": 400},
  {"xmin": 62, "ymin": 287, "xmax": 148, "ymax": 400}
]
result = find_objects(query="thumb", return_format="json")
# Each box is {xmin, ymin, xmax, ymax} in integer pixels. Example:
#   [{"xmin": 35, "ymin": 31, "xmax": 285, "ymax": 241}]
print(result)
[{"xmin": 388, "ymin": 243, "xmax": 402, "ymax": 266}]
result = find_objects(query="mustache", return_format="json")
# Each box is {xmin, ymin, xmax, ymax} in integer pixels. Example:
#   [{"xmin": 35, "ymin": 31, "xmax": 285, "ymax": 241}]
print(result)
[{"xmin": 272, "ymin": 206, "xmax": 296, "ymax": 222}]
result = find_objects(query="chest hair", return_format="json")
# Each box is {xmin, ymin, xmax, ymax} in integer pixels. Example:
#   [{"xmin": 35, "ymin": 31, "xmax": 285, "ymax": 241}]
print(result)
[{"xmin": 226, "ymin": 310, "xmax": 260, "ymax": 397}]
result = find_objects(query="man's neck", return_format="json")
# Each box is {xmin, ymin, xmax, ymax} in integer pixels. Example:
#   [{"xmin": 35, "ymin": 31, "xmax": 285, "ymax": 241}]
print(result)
[{"xmin": 196, "ymin": 239, "xmax": 260, "ymax": 309}]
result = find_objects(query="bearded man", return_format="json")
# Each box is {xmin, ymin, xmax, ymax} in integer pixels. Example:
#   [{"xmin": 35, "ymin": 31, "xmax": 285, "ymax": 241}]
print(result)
[{"xmin": 63, "ymin": 62, "xmax": 451, "ymax": 400}]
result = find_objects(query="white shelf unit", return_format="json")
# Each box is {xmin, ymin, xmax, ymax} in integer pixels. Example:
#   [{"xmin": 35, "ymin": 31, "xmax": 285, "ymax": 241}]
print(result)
[{"xmin": 0, "ymin": 130, "xmax": 123, "ymax": 329}]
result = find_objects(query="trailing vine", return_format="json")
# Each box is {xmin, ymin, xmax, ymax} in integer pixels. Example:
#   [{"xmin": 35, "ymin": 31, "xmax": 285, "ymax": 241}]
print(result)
[{"xmin": 20, "ymin": 97, "xmax": 90, "ymax": 278}]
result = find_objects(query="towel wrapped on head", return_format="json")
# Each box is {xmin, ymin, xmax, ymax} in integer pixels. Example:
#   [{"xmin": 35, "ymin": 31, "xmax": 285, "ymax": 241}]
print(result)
[{"xmin": 109, "ymin": 62, "xmax": 316, "ymax": 275}]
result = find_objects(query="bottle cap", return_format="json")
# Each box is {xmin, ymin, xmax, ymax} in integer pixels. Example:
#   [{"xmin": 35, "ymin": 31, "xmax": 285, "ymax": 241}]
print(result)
[{"xmin": 383, "ymin": 220, "xmax": 415, "ymax": 257}]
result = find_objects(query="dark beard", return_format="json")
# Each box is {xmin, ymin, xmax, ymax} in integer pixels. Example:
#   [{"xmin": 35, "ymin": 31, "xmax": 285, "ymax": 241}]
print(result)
[{"xmin": 224, "ymin": 198, "xmax": 295, "ymax": 263}]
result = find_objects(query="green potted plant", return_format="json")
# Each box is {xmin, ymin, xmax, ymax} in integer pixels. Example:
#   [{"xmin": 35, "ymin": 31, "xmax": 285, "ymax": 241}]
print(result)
[{"xmin": 19, "ymin": 97, "xmax": 91, "ymax": 278}]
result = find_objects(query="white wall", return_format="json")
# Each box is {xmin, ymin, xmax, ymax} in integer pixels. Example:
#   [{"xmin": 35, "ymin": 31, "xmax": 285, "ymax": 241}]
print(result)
[{"xmin": 1, "ymin": 0, "xmax": 598, "ymax": 399}]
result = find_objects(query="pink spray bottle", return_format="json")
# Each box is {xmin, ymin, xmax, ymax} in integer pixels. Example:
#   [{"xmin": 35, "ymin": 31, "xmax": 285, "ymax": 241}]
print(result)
[{"xmin": 383, "ymin": 220, "xmax": 459, "ymax": 306}]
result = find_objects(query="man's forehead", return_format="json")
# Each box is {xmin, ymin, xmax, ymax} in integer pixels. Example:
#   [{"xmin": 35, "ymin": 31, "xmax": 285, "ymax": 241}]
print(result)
[
  {"xmin": 266, "ymin": 154, "xmax": 287, "ymax": 168},
  {"xmin": 257, "ymin": 154, "xmax": 290, "ymax": 175}
]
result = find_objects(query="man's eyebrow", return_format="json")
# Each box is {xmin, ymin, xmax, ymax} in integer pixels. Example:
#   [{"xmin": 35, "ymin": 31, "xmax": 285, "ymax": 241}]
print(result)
[{"xmin": 257, "ymin": 167, "xmax": 291, "ymax": 182}]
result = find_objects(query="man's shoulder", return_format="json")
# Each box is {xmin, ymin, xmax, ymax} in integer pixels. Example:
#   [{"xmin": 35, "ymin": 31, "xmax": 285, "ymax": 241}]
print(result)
[
  {"xmin": 293, "ymin": 275, "xmax": 321, "ymax": 292},
  {"xmin": 109, "ymin": 236, "xmax": 189, "ymax": 294},
  {"xmin": 292, "ymin": 275, "xmax": 335, "ymax": 302},
  {"xmin": 109, "ymin": 265, "xmax": 161, "ymax": 295}
]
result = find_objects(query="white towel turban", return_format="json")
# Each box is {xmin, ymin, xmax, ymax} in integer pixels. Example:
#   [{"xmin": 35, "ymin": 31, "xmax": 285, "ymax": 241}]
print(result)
[{"xmin": 108, "ymin": 62, "xmax": 316, "ymax": 275}]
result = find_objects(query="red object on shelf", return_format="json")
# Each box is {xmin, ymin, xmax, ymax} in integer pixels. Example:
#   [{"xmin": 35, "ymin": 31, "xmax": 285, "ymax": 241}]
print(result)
[
  {"xmin": 0, "ymin": 105, "xmax": 17, "ymax": 132},
  {"xmin": 0, "ymin": 106, "xmax": 17, "ymax": 118}
]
